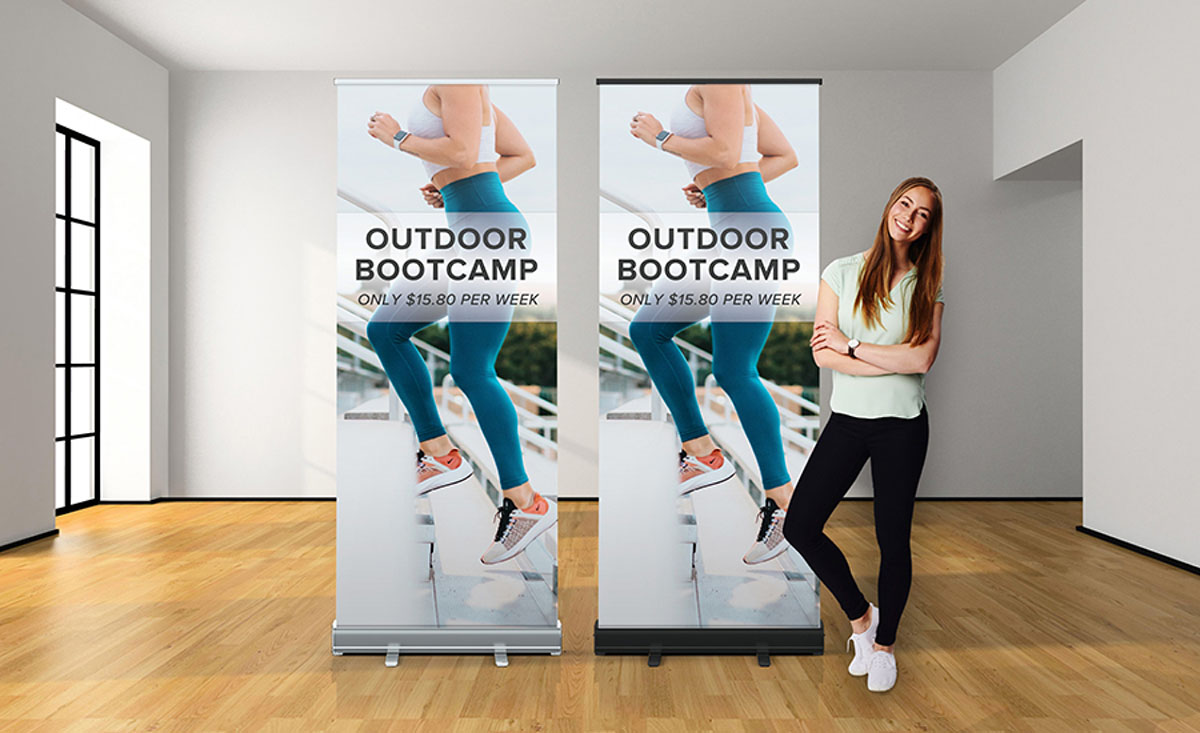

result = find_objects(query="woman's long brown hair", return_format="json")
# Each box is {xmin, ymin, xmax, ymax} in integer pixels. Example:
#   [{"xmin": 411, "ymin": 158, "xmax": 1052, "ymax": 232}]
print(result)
[{"xmin": 853, "ymin": 177, "xmax": 944, "ymax": 345}]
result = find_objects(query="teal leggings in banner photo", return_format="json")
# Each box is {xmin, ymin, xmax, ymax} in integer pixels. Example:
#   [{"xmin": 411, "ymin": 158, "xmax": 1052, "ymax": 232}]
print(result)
[
  {"xmin": 366, "ymin": 171, "xmax": 530, "ymax": 490},
  {"xmin": 629, "ymin": 171, "xmax": 793, "ymax": 491}
]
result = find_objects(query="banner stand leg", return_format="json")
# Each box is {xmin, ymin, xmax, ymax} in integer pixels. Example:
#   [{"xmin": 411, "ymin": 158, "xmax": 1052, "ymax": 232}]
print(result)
[
  {"xmin": 594, "ymin": 620, "xmax": 823, "ymax": 662},
  {"xmin": 757, "ymin": 647, "xmax": 771, "ymax": 668},
  {"xmin": 493, "ymin": 643, "xmax": 509, "ymax": 668},
  {"xmin": 384, "ymin": 644, "xmax": 400, "ymax": 668},
  {"xmin": 647, "ymin": 646, "xmax": 663, "ymax": 667}
]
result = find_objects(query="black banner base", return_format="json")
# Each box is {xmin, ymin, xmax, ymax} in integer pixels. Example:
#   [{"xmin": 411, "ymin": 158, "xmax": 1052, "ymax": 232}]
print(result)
[{"xmin": 594, "ymin": 621, "xmax": 823, "ymax": 665}]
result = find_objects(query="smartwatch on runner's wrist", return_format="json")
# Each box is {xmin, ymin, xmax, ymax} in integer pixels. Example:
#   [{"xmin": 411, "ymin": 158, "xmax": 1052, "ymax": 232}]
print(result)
[
  {"xmin": 392, "ymin": 129, "xmax": 411, "ymax": 150},
  {"xmin": 847, "ymin": 339, "xmax": 861, "ymax": 359},
  {"xmin": 655, "ymin": 130, "xmax": 673, "ymax": 150}
]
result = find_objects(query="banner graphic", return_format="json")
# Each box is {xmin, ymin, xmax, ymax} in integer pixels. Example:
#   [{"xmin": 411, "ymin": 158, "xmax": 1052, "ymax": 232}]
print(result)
[
  {"xmin": 596, "ymin": 79, "xmax": 823, "ymax": 656},
  {"xmin": 334, "ymin": 79, "xmax": 560, "ymax": 658}
]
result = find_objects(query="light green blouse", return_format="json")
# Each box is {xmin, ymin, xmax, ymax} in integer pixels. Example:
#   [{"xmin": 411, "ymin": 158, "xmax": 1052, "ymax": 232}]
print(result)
[{"xmin": 822, "ymin": 252, "xmax": 944, "ymax": 419}]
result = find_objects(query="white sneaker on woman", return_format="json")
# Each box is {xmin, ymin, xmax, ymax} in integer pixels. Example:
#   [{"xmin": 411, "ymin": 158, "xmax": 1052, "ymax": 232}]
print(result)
[
  {"xmin": 846, "ymin": 602, "xmax": 879, "ymax": 676},
  {"xmin": 867, "ymin": 649, "xmax": 897, "ymax": 692}
]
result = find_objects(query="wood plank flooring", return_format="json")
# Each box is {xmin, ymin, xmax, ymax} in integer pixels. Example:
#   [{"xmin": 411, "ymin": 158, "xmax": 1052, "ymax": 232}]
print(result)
[{"xmin": 1, "ymin": 500, "xmax": 1197, "ymax": 731}]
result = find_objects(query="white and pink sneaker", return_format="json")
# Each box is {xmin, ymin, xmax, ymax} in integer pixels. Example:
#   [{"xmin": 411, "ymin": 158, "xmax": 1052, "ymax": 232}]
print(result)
[
  {"xmin": 480, "ymin": 494, "xmax": 558, "ymax": 565},
  {"xmin": 416, "ymin": 449, "xmax": 473, "ymax": 496},
  {"xmin": 678, "ymin": 448, "xmax": 736, "ymax": 496}
]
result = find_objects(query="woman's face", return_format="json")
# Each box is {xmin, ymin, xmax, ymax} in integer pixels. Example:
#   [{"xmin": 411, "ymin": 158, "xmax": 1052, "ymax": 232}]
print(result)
[{"xmin": 886, "ymin": 186, "xmax": 936, "ymax": 244}]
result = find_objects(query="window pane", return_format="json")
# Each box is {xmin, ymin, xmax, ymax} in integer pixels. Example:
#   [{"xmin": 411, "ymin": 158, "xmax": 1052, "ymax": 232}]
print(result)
[
  {"xmin": 70, "ymin": 437, "xmax": 96, "ymax": 503},
  {"xmin": 56, "ymin": 441, "xmax": 66, "ymax": 509},
  {"xmin": 56, "ymin": 217, "xmax": 67, "ymax": 289},
  {"xmin": 70, "ymin": 294, "xmax": 94, "ymax": 363},
  {"xmin": 70, "ymin": 366, "xmax": 95, "ymax": 435},
  {"xmin": 56, "ymin": 291, "xmax": 66, "ymax": 364},
  {"xmin": 71, "ymin": 223, "xmax": 95, "ymax": 291},
  {"xmin": 56, "ymin": 133, "xmax": 66, "ymax": 216},
  {"xmin": 70, "ymin": 139, "xmax": 96, "ymax": 223},
  {"xmin": 56, "ymin": 366, "xmax": 66, "ymax": 438}
]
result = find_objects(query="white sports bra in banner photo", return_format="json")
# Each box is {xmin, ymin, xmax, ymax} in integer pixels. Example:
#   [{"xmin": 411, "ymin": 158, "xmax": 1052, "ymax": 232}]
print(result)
[
  {"xmin": 669, "ymin": 95, "xmax": 759, "ymax": 181},
  {"xmin": 407, "ymin": 88, "xmax": 499, "ymax": 179}
]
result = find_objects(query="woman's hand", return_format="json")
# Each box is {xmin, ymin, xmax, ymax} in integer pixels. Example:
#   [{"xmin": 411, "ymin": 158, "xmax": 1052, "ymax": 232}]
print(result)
[
  {"xmin": 630, "ymin": 111, "xmax": 664, "ymax": 147},
  {"xmin": 367, "ymin": 111, "xmax": 402, "ymax": 147},
  {"xmin": 682, "ymin": 183, "xmax": 706, "ymax": 208},
  {"xmin": 419, "ymin": 183, "xmax": 444, "ymax": 209},
  {"xmin": 811, "ymin": 320, "xmax": 851, "ymax": 354}
]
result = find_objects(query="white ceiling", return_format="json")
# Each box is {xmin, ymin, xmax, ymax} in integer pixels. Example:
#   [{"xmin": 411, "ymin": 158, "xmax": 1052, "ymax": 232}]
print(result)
[{"xmin": 63, "ymin": 0, "xmax": 1086, "ymax": 72}]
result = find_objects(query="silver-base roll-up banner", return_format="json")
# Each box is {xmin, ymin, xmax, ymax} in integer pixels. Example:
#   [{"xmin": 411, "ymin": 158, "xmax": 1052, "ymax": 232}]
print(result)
[
  {"xmin": 596, "ymin": 78, "xmax": 822, "ymax": 663},
  {"xmin": 334, "ymin": 78, "xmax": 560, "ymax": 664}
]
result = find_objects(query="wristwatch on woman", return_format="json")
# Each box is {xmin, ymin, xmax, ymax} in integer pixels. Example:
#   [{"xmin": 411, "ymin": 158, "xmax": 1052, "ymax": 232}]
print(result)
[
  {"xmin": 655, "ymin": 130, "xmax": 673, "ymax": 150},
  {"xmin": 392, "ymin": 129, "xmax": 411, "ymax": 150},
  {"xmin": 847, "ymin": 339, "xmax": 861, "ymax": 359}
]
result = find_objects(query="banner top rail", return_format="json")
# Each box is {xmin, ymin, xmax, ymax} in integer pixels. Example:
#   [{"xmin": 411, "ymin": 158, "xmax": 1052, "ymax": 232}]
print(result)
[
  {"xmin": 596, "ymin": 78, "xmax": 821, "ymax": 85},
  {"xmin": 336, "ymin": 78, "xmax": 559, "ymax": 86}
]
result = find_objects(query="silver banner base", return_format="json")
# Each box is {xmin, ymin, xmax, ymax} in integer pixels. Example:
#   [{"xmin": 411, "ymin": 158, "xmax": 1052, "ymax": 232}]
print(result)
[{"xmin": 332, "ymin": 621, "xmax": 563, "ymax": 661}]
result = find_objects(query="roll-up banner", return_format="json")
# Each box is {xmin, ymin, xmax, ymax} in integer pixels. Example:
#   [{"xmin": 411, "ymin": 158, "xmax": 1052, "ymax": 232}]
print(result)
[
  {"xmin": 334, "ymin": 79, "xmax": 560, "ymax": 662},
  {"xmin": 596, "ymin": 79, "xmax": 823, "ymax": 661}
]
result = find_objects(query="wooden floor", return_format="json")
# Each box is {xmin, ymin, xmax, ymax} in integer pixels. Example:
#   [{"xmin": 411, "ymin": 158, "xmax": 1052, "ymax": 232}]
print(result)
[{"xmin": 1, "ymin": 500, "xmax": 1198, "ymax": 732}]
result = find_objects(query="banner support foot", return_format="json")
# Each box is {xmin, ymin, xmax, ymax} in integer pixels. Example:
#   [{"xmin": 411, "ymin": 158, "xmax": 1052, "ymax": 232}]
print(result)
[{"xmin": 647, "ymin": 647, "xmax": 663, "ymax": 667}]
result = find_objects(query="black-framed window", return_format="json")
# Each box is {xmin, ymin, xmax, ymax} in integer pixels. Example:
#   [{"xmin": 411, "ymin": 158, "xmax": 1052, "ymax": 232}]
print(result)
[{"xmin": 55, "ymin": 125, "xmax": 100, "ymax": 514}]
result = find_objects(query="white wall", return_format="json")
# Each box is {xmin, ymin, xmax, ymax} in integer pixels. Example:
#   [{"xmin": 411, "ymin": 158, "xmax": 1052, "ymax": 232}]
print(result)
[
  {"xmin": 169, "ymin": 73, "xmax": 336, "ymax": 498},
  {"xmin": 821, "ymin": 71, "xmax": 1082, "ymax": 499},
  {"xmin": 995, "ymin": 0, "xmax": 1200, "ymax": 565},
  {"xmin": 0, "ymin": 0, "xmax": 168, "ymax": 546},
  {"xmin": 170, "ymin": 69, "xmax": 1081, "ymax": 500}
]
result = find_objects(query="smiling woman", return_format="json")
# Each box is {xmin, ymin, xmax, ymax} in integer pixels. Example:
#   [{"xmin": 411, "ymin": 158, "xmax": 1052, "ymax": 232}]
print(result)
[{"xmin": 783, "ymin": 176, "xmax": 945, "ymax": 694}]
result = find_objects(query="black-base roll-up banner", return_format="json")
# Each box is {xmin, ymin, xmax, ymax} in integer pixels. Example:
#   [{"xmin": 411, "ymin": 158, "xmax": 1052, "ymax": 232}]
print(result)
[
  {"xmin": 333, "ymin": 78, "xmax": 560, "ymax": 663},
  {"xmin": 595, "ymin": 78, "xmax": 823, "ymax": 661}
]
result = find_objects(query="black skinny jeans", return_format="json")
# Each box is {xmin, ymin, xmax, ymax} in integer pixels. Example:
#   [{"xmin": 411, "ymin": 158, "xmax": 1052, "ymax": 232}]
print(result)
[{"xmin": 782, "ymin": 407, "xmax": 929, "ymax": 647}]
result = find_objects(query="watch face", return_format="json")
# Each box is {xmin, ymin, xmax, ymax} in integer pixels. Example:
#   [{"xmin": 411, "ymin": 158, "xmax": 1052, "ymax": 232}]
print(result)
[{"xmin": 656, "ymin": 130, "xmax": 670, "ymax": 141}]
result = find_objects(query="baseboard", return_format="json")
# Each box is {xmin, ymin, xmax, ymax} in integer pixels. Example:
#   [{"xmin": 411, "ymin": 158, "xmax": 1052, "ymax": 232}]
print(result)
[
  {"xmin": 0, "ymin": 529, "xmax": 60, "ymax": 554},
  {"xmin": 560, "ymin": 496, "xmax": 1081, "ymax": 502},
  {"xmin": 1076, "ymin": 525, "xmax": 1199, "ymax": 575},
  {"xmin": 846, "ymin": 496, "xmax": 1082, "ymax": 501},
  {"xmin": 96, "ymin": 497, "xmax": 336, "ymax": 504},
  {"xmin": 157, "ymin": 496, "xmax": 338, "ymax": 501}
]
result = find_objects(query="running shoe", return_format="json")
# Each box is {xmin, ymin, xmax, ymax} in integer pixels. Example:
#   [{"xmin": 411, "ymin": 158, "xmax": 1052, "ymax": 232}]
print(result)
[
  {"xmin": 847, "ymin": 602, "xmax": 880, "ymax": 677},
  {"xmin": 678, "ymin": 448, "xmax": 736, "ymax": 496},
  {"xmin": 743, "ymin": 498, "xmax": 789, "ymax": 564},
  {"xmin": 416, "ymin": 449, "xmax": 473, "ymax": 496},
  {"xmin": 480, "ymin": 494, "xmax": 558, "ymax": 565},
  {"xmin": 867, "ymin": 648, "xmax": 898, "ymax": 692}
]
